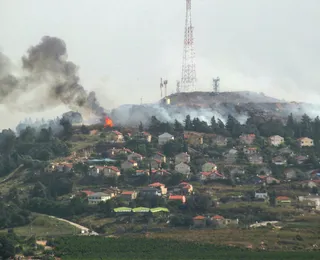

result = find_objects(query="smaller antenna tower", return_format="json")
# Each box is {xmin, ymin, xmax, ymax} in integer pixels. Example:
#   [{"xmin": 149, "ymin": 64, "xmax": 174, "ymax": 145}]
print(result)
[
  {"xmin": 213, "ymin": 77, "xmax": 220, "ymax": 93},
  {"xmin": 160, "ymin": 78, "xmax": 164, "ymax": 98},
  {"xmin": 176, "ymin": 80, "xmax": 181, "ymax": 93},
  {"xmin": 163, "ymin": 79, "xmax": 168, "ymax": 97},
  {"xmin": 140, "ymin": 97, "xmax": 143, "ymax": 105}
]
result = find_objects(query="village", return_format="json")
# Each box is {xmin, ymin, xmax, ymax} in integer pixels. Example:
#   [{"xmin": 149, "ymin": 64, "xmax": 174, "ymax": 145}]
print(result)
[{"xmin": 43, "ymin": 114, "xmax": 320, "ymax": 232}]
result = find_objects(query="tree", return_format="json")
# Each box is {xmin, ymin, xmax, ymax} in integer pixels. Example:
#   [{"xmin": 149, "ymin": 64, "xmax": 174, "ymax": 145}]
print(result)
[
  {"xmin": 80, "ymin": 125, "xmax": 90, "ymax": 135},
  {"xmin": 174, "ymin": 120, "xmax": 184, "ymax": 133},
  {"xmin": 184, "ymin": 115, "xmax": 193, "ymax": 131},
  {"xmin": 59, "ymin": 118, "xmax": 73, "ymax": 140},
  {"xmin": 0, "ymin": 234, "xmax": 15, "ymax": 259},
  {"xmin": 163, "ymin": 140, "xmax": 182, "ymax": 158},
  {"xmin": 148, "ymin": 116, "xmax": 161, "ymax": 134},
  {"xmin": 139, "ymin": 122, "xmax": 144, "ymax": 132},
  {"xmin": 210, "ymin": 116, "xmax": 218, "ymax": 132}
]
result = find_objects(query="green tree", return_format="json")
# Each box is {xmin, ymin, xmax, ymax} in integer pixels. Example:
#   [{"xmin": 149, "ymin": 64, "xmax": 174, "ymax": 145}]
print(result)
[
  {"xmin": 0, "ymin": 234, "xmax": 15, "ymax": 259},
  {"xmin": 184, "ymin": 115, "xmax": 193, "ymax": 131},
  {"xmin": 139, "ymin": 122, "xmax": 144, "ymax": 132}
]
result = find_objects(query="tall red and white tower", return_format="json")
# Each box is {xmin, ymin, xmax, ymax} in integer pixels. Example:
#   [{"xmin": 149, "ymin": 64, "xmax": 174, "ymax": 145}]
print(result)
[{"xmin": 180, "ymin": 0, "xmax": 196, "ymax": 92}]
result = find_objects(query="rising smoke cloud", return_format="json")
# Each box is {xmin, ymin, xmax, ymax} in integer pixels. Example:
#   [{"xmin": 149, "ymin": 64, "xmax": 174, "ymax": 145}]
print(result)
[{"xmin": 0, "ymin": 36, "xmax": 104, "ymax": 115}]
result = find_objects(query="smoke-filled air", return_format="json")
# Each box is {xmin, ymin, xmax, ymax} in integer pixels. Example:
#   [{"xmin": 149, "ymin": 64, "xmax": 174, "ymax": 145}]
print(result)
[{"xmin": 0, "ymin": 36, "xmax": 104, "ymax": 117}]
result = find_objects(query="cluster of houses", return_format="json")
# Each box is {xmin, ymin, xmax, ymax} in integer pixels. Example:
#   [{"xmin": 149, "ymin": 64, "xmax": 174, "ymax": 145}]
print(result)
[{"xmin": 78, "ymin": 181, "xmax": 193, "ymax": 206}]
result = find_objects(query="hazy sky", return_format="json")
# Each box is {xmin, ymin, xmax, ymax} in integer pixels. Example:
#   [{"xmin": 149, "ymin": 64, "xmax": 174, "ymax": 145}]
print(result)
[{"xmin": 0, "ymin": 0, "xmax": 320, "ymax": 113}]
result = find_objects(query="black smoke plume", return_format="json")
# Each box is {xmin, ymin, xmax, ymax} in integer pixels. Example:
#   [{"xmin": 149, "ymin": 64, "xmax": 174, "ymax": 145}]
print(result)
[{"xmin": 0, "ymin": 36, "xmax": 104, "ymax": 115}]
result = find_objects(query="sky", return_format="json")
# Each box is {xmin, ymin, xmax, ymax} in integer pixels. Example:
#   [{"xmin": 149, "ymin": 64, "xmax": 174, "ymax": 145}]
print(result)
[{"xmin": 0, "ymin": 0, "xmax": 320, "ymax": 127}]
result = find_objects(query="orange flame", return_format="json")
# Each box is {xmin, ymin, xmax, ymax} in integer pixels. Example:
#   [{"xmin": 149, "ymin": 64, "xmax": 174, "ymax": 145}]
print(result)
[{"xmin": 104, "ymin": 117, "xmax": 114, "ymax": 128}]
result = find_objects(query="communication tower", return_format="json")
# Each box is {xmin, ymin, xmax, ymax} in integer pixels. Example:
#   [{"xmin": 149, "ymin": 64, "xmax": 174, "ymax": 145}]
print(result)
[
  {"xmin": 213, "ymin": 77, "xmax": 220, "ymax": 93},
  {"xmin": 180, "ymin": 0, "xmax": 197, "ymax": 92}
]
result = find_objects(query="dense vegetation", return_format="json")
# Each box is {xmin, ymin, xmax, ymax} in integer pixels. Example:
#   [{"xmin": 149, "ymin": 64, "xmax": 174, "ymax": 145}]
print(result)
[{"xmin": 54, "ymin": 236, "xmax": 320, "ymax": 260}]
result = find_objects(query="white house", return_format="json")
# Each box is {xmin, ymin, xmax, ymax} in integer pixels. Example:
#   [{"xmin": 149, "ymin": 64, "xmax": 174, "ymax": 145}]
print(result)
[
  {"xmin": 268, "ymin": 135, "xmax": 284, "ymax": 146},
  {"xmin": 121, "ymin": 160, "xmax": 138, "ymax": 170},
  {"xmin": 175, "ymin": 162, "xmax": 191, "ymax": 176},
  {"xmin": 255, "ymin": 192, "xmax": 269, "ymax": 200},
  {"xmin": 158, "ymin": 132, "xmax": 174, "ymax": 145},
  {"xmin": 175, "ymin": 152, "xmax": 190, "ymax": 164},
  {"xmin": 298, "ymin": 195, "xmax": 320, "ymax": 210},
  {"xmin": 88, "ymin": 192, "xmax": 112, "ymax": 205}
]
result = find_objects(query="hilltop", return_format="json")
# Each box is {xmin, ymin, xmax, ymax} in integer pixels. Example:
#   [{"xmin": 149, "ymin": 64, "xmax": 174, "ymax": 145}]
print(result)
[{"xmin": 111, "ymin": 91, "xmax": 315, "ymax": 126}]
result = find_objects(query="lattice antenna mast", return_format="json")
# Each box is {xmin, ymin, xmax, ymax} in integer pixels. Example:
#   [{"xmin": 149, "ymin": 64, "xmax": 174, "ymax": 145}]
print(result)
[
  {"xmin": 163, "ymin": 79, "xmax": 168, "ymax": 97},
  {"xmin": 181, "ymin": 0, "xmax": 196, "ymax": 92},
  {"xmin": 213, "ymin": 77, "xmax": 220, "ymax": 93},
  {"xmin": 176, "ymin": 80, "xmax": 181, "ymax": 93}
]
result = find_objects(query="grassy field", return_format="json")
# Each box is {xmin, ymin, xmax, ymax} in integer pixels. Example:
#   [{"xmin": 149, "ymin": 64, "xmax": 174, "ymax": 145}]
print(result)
[
  {"xmin": 0, "ymin": 214, "xmax": 78, "ymax": 238},
  {"xmin": 54, "ymin": 236, "xmax": 320, "ymax": 260},
  {"xmin": 146, "ymin": 223, "xmax": 320, "ymax": 250}
]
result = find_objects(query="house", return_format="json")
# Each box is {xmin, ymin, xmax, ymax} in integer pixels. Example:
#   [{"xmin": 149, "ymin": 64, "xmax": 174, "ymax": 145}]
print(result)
[
  {"xmin": 107, "ymin": 131, "xmax": 124, "ymax": 143},
  {"xmin": 120, "ymin": 191, "xmax": 138, "ymax": 200},
  {"xmin": 265, "ymin": 176, "xmax": 280, "ymax": 185},
  {"xmin": 108, "ymin": 147, "xmax": 132, "ymax": 157},
  {"xmin": 256, "ymin": 166, "xmax": 272, "ymax": 176},
  {"xmin": 211, "ymin": 135, "xmax": 228, "ymax": 146},
  {"xmin": 200, "ymin": 171, "xmax": 224, "ymax": 181},
  {"xmin": 297, "ymin": 137, "xmax": 314, "ymax": 147},
  {"xmin": 121, "ymin": 160, "xmax": 138, "ymax": 170},
  {"xmin": 139, "ymin": 187, "xmax": 162, "ymax": 197},
  {"xmin": 211, "ymin": 215, "xmax": 225, "ymax": 226},
  {"xmin": 255, "ymin": 192, "xmax": 269, "ymax": 200},
  {"xmin": 268, "ymin": 135, "xmax": 284, "ymax": 146},
  {"xmin": 135, "ymin": 170, "xmax": 150, "ymax": 176},
  {"xmin": 79, "ymin": 190, "xmax": 95, "ymax": 197},
  {"xmin": 243, "ymin": 147, "xmax": 258, "ymax": 154},
  {"xmin": 239, "ymin": 134, "xmax": 256, "ymax": 145},
  {"xmin": 158, "ymin": 132, "xmax": 174, "ymax": 145},
  {"xmin": 175, "ymin": 152, "xmax": 191, "ymax": 164},
  {"xmin": 148, "ymin": 182, "xmax": 167, "ymax": 195},
  {"xmin": 179, "ymin": 182, "xmax": 193, "ymax": 194},
  {"xmin": 202, "ymin": 162, "xmax": 217, "ymax": 172},
  {"xmin": 175, "ymin": 162, "xmax": 191, "ymax": 176},
  {"xmin": 88, "ymin": 192, "xmax": 112, "ymax": 205},
  {"xmin": 141, "ymin": 131, "xmax": 152, "ymax": 142},
  {"xmin": 152, "ymin": 152, "xmax": 166, "ymax": 163},
  {"xmin": 168, "ymin": 195, "xmax": 186, "ymax": 204},
  {"xmin": 184, "ymin": 131, "xmax": 203, "ymax": 146},
  {"xmin": 150, "ymin": 159, "xmax": 162, "ymax": 169},
  {"xmin": 298, "ymin": 195, "xmax": 320, "ymax": 210},
  {"xmin": 230, "ymin": 167, "xmax": 245, "ymax": 176},
  {"xmin": 296, "ymin": 155, "xmax": 308, "ymax": 164},
  {"xmin": 224, "ymin": 148, "xmax": 238, "ymax": 164},
  {"xmin": 276, "ymin": 196, "xmax": 291, "ymax": 205},
  {"xmin": 89, "ymin": 166, "xmax": 105, "ymax": 177},
  {"xmin": 104, "ymin": 166, "xmax": 121, "ymax": 177},
  {"xmin": 248, "ymin": 154, "xmax": 263, "ymax": 165},
  {"xmin": 193, "ymin": 216, "xmax": 206, "ymax": 227},
  {"xmin": 300, "ymin": 180, "xmax": 318, "ymax": 189},
  {"xmin": 151, "ymin": 169, "xmax": 171, "ymax": 176},
  {"xmin": 284, "ymin": 168, "xmax": 298, "ymax": 180},
  {"xmin": 75, "ymin": 146, "xmax": 94, "ymax": 158},
  {"xmin": 272, "ymin": 156, "xmax": 287, "ymax": 165},
  {"xmin": 89, "ymin": 129, "xmax": 99, "ymax": 136},
  {"xmin": 278, "ymin": 147, "xmax": 294, "ymax": 156},
  {"xmin": 127, "ymin": 152, "xmax": 144, "ymax": 161}
]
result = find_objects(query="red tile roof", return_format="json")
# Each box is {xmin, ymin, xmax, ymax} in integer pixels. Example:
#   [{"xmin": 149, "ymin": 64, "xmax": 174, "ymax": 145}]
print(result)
[
  {"xmin": 276, "ymin": 196, "xmax": 291, "ymax": 201},
  {"xmin": 107, "ymin": 166, "xmax": 120, "ymax": 172},
  {"xmin": 80, "ymin": 190, "xmax": 94, "ymax": 196},
  {"xmin": 122, "ymin": 191, "xmax": 135, "ymax": 195},
  {"xmin": 193, "ymin": 215, "xmax": 206, "ymax": 220},
  {"xmin": 212, "ymin": 215, "xmax": 224, "ymax": 220},
  {"xmin": 169, "ymin": 195, "xmax": 185, "ymax": 200},
  {"xmin": 149, "ymin": 182, "xmax": 164, "ymax": 187}
]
